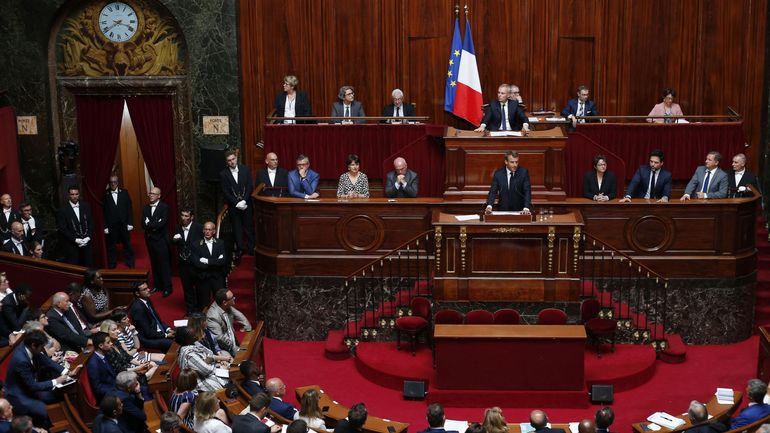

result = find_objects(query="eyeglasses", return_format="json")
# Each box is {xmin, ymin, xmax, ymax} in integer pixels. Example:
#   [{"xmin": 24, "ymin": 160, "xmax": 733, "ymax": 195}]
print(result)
[
  {"xmin": 227, "ymin": 296, "xmax": 236, "ymax": 302},
  {"xmin": 345, "ymin": 92, "xmax": 354, "ymax": 96}
]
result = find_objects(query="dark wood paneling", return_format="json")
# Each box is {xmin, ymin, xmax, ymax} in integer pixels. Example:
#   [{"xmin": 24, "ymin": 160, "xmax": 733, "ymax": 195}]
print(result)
[{"xmin": 239, "ymin": 0, "xmax": 767, "ymax": 174}]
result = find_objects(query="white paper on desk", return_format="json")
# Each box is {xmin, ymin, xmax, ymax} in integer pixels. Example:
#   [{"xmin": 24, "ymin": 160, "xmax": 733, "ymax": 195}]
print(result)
[
  {"xmin": 528, "ymin": 117, "xmax": 540, "ymax": 122},
  {"xmin": 55, "ymin": 379, "xmax": 77, "ymax": 388},
  {"xmin": 281, "ymin": 425, "xmax": 288, "ymax": 433},
  {"xmin": 214, "ymin": 368, "xmax": 230, "ymax": 378},
  {"xmin": 520, "ymin": 423, "xmax": 550, "ymax": 433},
  {"xmin": 455, "ymin": 214, "xmax": 480, "ymax": 222},
  {"xmin": 568, "ymin": 423, "xmax": 579, "ymax": 433},
  {"xmin": 546, "ymin": 117, "xmax": 566, "ymax": 122},
  {"xmin": 305, "ymin": 199, "xmax": 321, "ymax": 202},
  {"xmin": 489, "ymin": 131, "xmax": 523, "ymax": 137},
  {"xmin": 173, "ymin": 320, "xmax": 188, "ymax": 327},
  {"xmin": 716, "ymin": 387, "xmax": 735, "ymax": 404},
  {"xmin": 646, "ymin": 423, "xmax": 661, "ymax": 431},
  {"xmin": 676, "ymin": 119, "xmax": 689, "ymax": 124},
  {"xmin": 444, "ymin": 420, "xmax": 469, "ymax": 433},
  {"xmin": 264, "ymin": 418, "xmax": 275, "ymax": 427},
  {"xmin": 491, "ymin": 211, "xmax": 525, "ymax": 215},
  {"xmin": 647, "ymin": 412, "xmax": 685, "ymax": 430}
]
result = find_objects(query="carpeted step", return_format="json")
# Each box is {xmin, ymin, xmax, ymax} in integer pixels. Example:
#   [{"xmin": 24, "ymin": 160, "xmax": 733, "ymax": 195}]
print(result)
[
  {"xmin": 659, "ymin": 333, "xmax": 687, "ymax": 363},
  {"xmin": 324, "ymin": 329, "xmax": 351, "ymax": 360}
]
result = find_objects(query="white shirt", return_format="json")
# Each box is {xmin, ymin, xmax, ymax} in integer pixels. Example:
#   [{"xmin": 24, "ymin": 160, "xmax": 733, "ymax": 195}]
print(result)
[
  {"xmin": 70, "ymin": 201, "xmax": 80, "ymax": 220},
  {"xmin": 149, "ymin": 202, "xmax": 157, "ymax": 216},
  {"xmin": 111, "ymin": 189, "xmax": 119, "ymax": 206},
  {"xmin": 183, "ymin": 223, "xmax": 192, "ymax": 241},
  {"xmin": 230, "ymin": 167, "xmax": 239, "ymax": 184},
  {"xmin": 268, "ymin": 168, "xmax": 277, "ymax": 186},
  {"xmin": 284, "ymin": 95, "xmax": 296, "ymax": 124},
  {"xmin": 734, "ymin": 170, "xmax": 745, "ymax": 187},
  {"xmin": 205, "ymin": 238, "xmax": 214, "ymax": 255}
]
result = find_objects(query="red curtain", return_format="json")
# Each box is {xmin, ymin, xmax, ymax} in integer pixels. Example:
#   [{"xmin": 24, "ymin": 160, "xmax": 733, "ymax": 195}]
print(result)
[
  {"xmin": 0, "ymin": 107, "xmax": 23, "ymax": 201},
  {"xmin": 126, "ymin": 96, "xmax": 177, "ymax": 236},
  {"xmin": 75, "ymin": 95, "xmax": 125, "ymax": 267}
]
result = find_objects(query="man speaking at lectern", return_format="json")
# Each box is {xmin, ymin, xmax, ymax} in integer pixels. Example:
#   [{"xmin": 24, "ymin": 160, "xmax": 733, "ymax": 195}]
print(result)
[{"xmin": 485, "ymin": 151, "xmax": 532, "ymax": 214}]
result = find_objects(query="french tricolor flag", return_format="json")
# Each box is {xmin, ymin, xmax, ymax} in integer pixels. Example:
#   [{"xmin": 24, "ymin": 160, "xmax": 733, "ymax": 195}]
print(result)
[{"xmin": 452, "ymin": 18, "xmax": 483, "ymax": 126}]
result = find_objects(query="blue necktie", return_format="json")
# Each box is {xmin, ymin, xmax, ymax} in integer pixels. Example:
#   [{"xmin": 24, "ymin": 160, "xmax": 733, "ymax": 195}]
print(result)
[
  {"xmin": 146, "ymin": 301, "xmax": 162, "ymax": 331},
  {"xmin": 702, "ymin": 170, "xmax": 711, "ymax": 193}
]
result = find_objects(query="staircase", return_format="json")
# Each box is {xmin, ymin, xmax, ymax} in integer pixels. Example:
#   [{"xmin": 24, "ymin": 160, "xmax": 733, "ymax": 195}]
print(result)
[{"xmin": 755, "ymin": 217, "xmax": 770, "ymax": 329}]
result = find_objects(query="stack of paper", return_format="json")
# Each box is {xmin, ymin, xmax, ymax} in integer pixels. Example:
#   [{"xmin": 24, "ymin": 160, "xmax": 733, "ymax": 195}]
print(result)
[
  {"xmin": 716, "ymin": 388, "xmax": 735, "ymax": 404},
  {"xmin": 444, "ymin": 420, "xmax": 469, "ymax": 433},
  {"xmin": 647, "ymin": 412, "xmax": 685, "ymax": 430},
  {"xmin": 568, "ymin": 422, "xmax": 580, "ymax": 433}
]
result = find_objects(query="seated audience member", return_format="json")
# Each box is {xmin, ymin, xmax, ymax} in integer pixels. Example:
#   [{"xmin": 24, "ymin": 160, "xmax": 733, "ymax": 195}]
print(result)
[
  {"xmin": 561, "ymin": 85, "xmax": 600, "ymax": 130},
  {"xmin": 578, "ymin": 420, "xmax": 596, "ymax": 433},
  {"xmin": 92, "ymin": 395, "xmax": 125, "ymax": 433},
  {"xmin": 239, "ymin": 360, "xmax": 267, "ymax": 396},
  {"xmin": 1, "ymin": 283, "xmax": 32, "ymax": 332},
  {"xmin": 177, "ymin": 327, "xmax": 227, "ymax": 392},
  {"xmin": 194, "ymin": 391, "xmax": 231, "ymax": 433},
  {"xmin": 232, "ymin": 393, "xmax": 282, "ymax": 433},
  {"xmin": 288, "ymin": 154, "xmax": 320, "ymax": 199},
  {"xmin": 170, "ymin": 368, "xmax": 198, "ymax": 430},
  {"xmin": 112, "ymin": 309, "xmax": 165, "ymax": 363},
  {"xmin": 45, "ymin": 292, "xmax": 91, "ymax": 352},
  {"xmin": 0, "ymin": 399, "xmax": 12, "ymax": 433},
  {"xmin": 508, "ymin": 84, "xmax": 526, "ymax": 110},
  {"xmin": 482, "ymin": 407, "xmax": 508, "ymax": 433},
  {"xmin": 757, "ymin": 426, "xmax": 770, "ymax": 433},
  {"xmin": 30, "ymin": 242, "xmax": 43, "ymax": 260},
  {"xmin": 207, "ymin": 288, "xmax": 252, "ymax": 356},
  {"xmin": 336, "ymin": 154, "xmax": 370, "ymax": 198},
  {"xmin": 731, "ymin": 379, "xmax": 770, "ymax": 429},
  {"xmin": 474, "ymin": 83, "xmax": 529, "ymax": 133},
  {"xmin": 334, "ymin": 403, "xmax": 368, "ymax": 433},
  {"xmin": 595, "ymin": 407, "xmax": 615, "ymax": 433},
  {"xmin": 619, "ymin": 149, "xmax": 672, "ymax": 203},
  {"xmin": 728, "ymin": 153, "xmax": 759, "ymax": 197},
  {"xmin": 188, "ymin": 313, "xmax": 232, "ymax": 362},
  {"xmin": 681, "ymin": 151, "xmax": 728, "ymax": 200},
  {"xmin": 266, "ymin": 377, "xmax": 299, "ymax": 420},
  {"xmin": 256, "ymin": 152, "xmax": 290, "ymax": 197},
  {"xmin": 382, "ymin": 89, "xmax": 415, "ymax": 123},
  {"xmin": 101, "ymin": 320, "xmax": 159, "ymax": 381},
  {"xmin": 0, "ymin": 273, "xmax": 12, "ymax": 302},
  {"xmin": 128, "ymin": 280, "xmax": 175, "ymax": 352},
  {"xmin": 530, "ymin": 410, "xmax": 566, "ymax": 433},
  {"xmin": 81, "ymin": 268, "xmax": 123, "ymax": 323},
  {"xmin": 86, "ymin": 332, "xmax": 119, "ymax": 401},
  {"xmin": 6, "ymin": 330, "xmax": 79, "ymax": 429},
  {"xmin": 418, "ymin": 403, "xmax": 459, "ymax": 433},
  {"xmin": 64, "ymin": 283, "xmax": 96, "ymax": 331},
  {"xmin": 10, "ymin": 416, "xmax": 32, "ymax": 433},
  {"xmin": 384, "ymin": 157, "xmax": 419, "ymax": 198},
  {"xmin": 109, "ymin": 371, "xmax": 148, "ymax": 433},
  {"xmin": 289, "ymin": 420, "xmax": 310, "ymax": 433},
  {"xmin": 275, "ymin": 75, "xmax": 313, "ymax": 124},
  {"xmin": 1, "ymin": 223, "xmax": 29, "ymax": 256},
  {"xmin": 160, "ymin": 412, "xmax": 183, "ymax": 433},
  {"xmin": 685, "ymin": 400, "xmax": 726, "ymax": 433},
  {"xmin": 582, "ymin": 155, "xmax": 617, "ymax": 201},
  {"xmin": 331, "ymin": 86, "xmax": 366, "ymax": 124},
  {"xmin": 21, "ymin": 315, "xmax": 61, "ymax": 362},
  {"xmin": 299, "ymin": 388, "xmax": 327, "ymax": 430},
  {"xmin": 647, "ymin": 88, "xmax": 684, "ymax": 123},
  {"xmin": 465, "ymin": 423, "xmax": 487, "ymax": 433}
]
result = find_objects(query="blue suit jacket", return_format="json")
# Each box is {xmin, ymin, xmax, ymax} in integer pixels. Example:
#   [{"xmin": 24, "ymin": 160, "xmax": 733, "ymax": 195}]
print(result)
[
  {"xmin": 417, "ymin": 428, "xmax": 460, "ymax": 433},
  {"xmin": 0, "ymin": 420, "xmax": 10, "ymax": 433},
  {"xmin": 731, "ymin": 403, "xmax": 770, "ymax": 429},
  {"xmin": 624, "ymin": 165, "xmax": 672, "ymax": 199},
  {"xmin": 109, "ymin": 389, "xmax": 147, "ymax": 433},
  {"xmin": 5, "ymin": 344, "xmax": 64, "ymax": 407},
  {"xmin": 92, "ymin": 414, "xmax": 130, "ymax": 433},
  {"xmin": 486, "ymin": 167, "xmax": 532, "ymax": 211},
  {"xmin": 561, "ymin": 98, "xmax": 600, "ymax": 119},
  {"xmin": 270, "ymin": 396, "xmax": 298, "ymax": 420},
  {"xmin": 288, "ymin": 169, "xmax": 320, "ymax": 198},
  {"xmin": 86, "ymin": 352, "xmax": 118, "ymax": 401}
]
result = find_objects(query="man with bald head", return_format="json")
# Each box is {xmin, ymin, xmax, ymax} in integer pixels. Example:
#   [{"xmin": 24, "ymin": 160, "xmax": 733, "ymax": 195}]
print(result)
[
  {"xmin": 530, "ymin": 410, "xmax": 566, "ymax": 433},
  {"xmin": 1, "ymin": 222, "xmax": 29, "ymax": 256},
  {"xmin": 0, "ymin": 194, "xmax": 21, "ymax": 244},
  {"xmin": 685, "ymin": 400, "xmax": 726, "ymax": 433},
  {"xmin": 255, "ymin": 152, "xmax": 289, "ymax": 197},
  {"xmin": 142, "ymin": 187, "xmax": 172, "ymax": 297},
  {"xmin": 266, "ymin": 377, "xmax": 299, "ymax": 420},
  {"xmin": 385, "ymin": 157, "xmax": 419, "ymax": 198},
  {"xmin": 45, "ymin": 291, "xmax": 92, "ymax": 352},
  {"xmin": 0, "ymin": 398, "xmax": 13, "ymax": 433},
  {"xmin": 192, "ymin": 221, "xmax": 227, "ymax": 311},
  {"xmin": 578, "ymin": 419, "xmax": 596, "ymax": 433},
  {"xmin": 103, "ymin": 175, "xmax": 135, "ymax": 269},
  {"xmin": 727, "ymin": 153, "xmax": 759, "ymax": 197}
]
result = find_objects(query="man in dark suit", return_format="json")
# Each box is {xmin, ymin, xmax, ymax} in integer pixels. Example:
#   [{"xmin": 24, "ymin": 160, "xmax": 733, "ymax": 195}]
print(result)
[
  {"xmin": 681, "ymin": 151, "xmax": 728, "ymax": 200},
  {"xmin": 620, "ymin": 149, "xmax": 673, "ymax": 203},
  {"xmin": 192, "ymin": 221, "xmax": 227, "ymax": 313},
  {"xmin": 103, "ymin": 175, "xmax": 135, "ymax": 269},
  {"xmin": 384, "ymin": 157, "xmax": 419, "ymax": 198},
  {"xmin": 56, "ymin": 185, "xmax": 93, "ymax": 266},
  {"xmin": 474, "ymin": 84, "xmax": 530, "ymax": 133},
  {"xmin": 683, "ymin": 400, "xmax": 726, "ymax": 433},
  {"xmin": 1, "ymin": 283, "xmax": 32, "ymax": 332},
  {"xmin": 730, "ymin": 379, "xmax": 770, "ymax": 429},
  {"xmin": 266, "ymin": 377, "xmax": 298, "ymax": 420},
  {"xmin": 18, "ymin": 203, "xmax": 43, "ymax": 245},
  {"xmin": 255, "ymin": 152, "xmax": 290, "ymax": 197},
  {"xmin": 334, "ymin": 403, "xmax": 368, "ymax": 433},
  {"xmin": 561, "ymin": 85, "xmax": 600, "ymax": 130},
  {"xmin": 727, "ymin": 153, "xmax": 759, "ymax": 197},
  {"xmin": 530, "ymin": 410, "xmax": 566, "ymax": 433},
  {"xmin": 128, "ymin": 281, "xmax": 174, "ymax": 352},
  {"xmin": 0, "ymin": 398, "xmax": 14, "ymax": 433},
  {"xmin": 595, "ymin": 407, "xmax": 615, "ymax": 433},
  {"xmin": 0, "ymin": 222, "xmax": 30, "ymax": 256},
  {"xmin": 86, "ymin": 332, "xmax": 118, "ymax": 401},
  {"xmin": 232, "ymin": 393, "xmax": 282, "ymax": 433},
  {"xmin": 417, "ymin": 403, "xmax": 459, "ymax": 433},
  {"xmin": 485, "ymin": 151, "xmax": 532, "ymax": 213},
  {"xmin": 0, "ymin": 194, "xmax": 21, "ymax": 245},
  {"xmin": 44, "ymin": 291, "xmax": 92, "ymax": 352},
  {"xmin": 108, "ymin": 371, "xmax": 147, "ymax": 433},
  {"xmin": 142, "ymin": 187, "xmax": 172, "ymax": 297},
  {"xmin": 5, "ymin": 330, "xmax": 80, "ymax": 428},
  {"xmin": 381, "ymin": 89, "xmax": 416, "ymax": 123},
  {"xmin": 92, "ymin": 395, "xmax": 127, "ymax": 433},
  {"xmin": 239, "ymin": 360, "xmax": 267, "ymax": 396},
  {"xmin": 172, "ymin": 208, "xmax": 203, "ymax": 314},
  {"xmin": 220, "ymin": 150, "xmax": 255, "ymax": 256},
  {"xmin": 331, "ymin": 86, "xmax": 366, "ymax": 124}
]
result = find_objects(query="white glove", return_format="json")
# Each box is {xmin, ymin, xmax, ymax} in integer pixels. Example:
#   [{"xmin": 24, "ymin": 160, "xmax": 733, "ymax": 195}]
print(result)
[
  {"xmin": 75, "ymin": 238, "xmax": 85, "ymax": 247},
  {"xmin": 173, "ymin": 233, "xmax": 182, "ymax": 240},
  {"xmin": 104, "ymin": 228, "xmax": 109, "ymax": 235},
  {"xmin": 199, "ymin": 257, "xmax": 209, "ymax": 264},
  {"xmin": 82, "ymin": 237, "xmax": 90, "ymax": 245},
  {"xmin": 144, "ymin": 217, "xmax": 150, "ymax": 224},
  {"xmin": 236, "ymin": 200, "xmax": 247, "ymax": 210},
  {"xmin": 127, "ymin": 225, "xmax": 133, "ymax": 231},
  {"xmin": 218, "ymin": 254, "xmax": 224, "ymax": 259}
]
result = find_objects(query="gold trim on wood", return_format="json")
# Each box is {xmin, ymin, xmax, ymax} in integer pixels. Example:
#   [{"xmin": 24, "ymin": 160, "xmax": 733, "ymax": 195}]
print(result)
[
  {"xmin": 460, "ymin": 226, "xmax": 467, "ymax": 273},
  {"xmin": 491, "ymin": 227, "xmax": 525, "ymax": 233},
  {"xmin": 434, "ymin": 226, "xmax": 442, "ymax": 272},
  {"xmin": 547, "ymin": 226, "xmax": 555, "ymax": 272},
  {"xmin": 573, "ymin": 226, "xmax": 581, "ymax": 273}
]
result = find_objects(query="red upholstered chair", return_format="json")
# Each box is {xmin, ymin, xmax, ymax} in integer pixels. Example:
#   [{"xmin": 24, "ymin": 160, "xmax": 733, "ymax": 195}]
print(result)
[
  {"xmin": 395, "ymin": 297, "xmax": 431, "ymax": 356},
  {"xmin": 434, "ymin": 309, "xmax": 464, "ymax": 324},
  {"xmin": 581, "ymin": 298, "xmax": 616, "ymax": 355},
  {"xmin": 464, "ymin": 309, "xmax": 494, "ymax": 325},
  {"xmin": 493, "ymin": 308, "xmax": 521, "ymax": 324},
  {"xmin": 537, "ymin": 308, "xmax": 568, "ymax": 325}
]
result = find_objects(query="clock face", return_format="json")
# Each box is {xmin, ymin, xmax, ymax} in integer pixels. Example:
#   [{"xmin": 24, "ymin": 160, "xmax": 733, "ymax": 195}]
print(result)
[{"xmin": 98, "ymin": 2, "xmax": 139, "ymax": 42}]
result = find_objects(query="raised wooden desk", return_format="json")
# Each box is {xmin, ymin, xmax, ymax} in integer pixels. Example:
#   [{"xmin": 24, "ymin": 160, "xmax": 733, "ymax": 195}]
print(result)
[
  {"xmin": 631, "ymin": 392, "xmax": 743, "ymax": 433},
  {"xmin": 434, "ymin": 324, "xmax": 586, "ymax": 390}
]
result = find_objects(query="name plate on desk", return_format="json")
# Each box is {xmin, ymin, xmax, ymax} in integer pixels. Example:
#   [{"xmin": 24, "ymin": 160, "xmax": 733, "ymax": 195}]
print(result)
[{"xmin": 483, "ymin": 212, "xmax": 533, "ymax": 223}]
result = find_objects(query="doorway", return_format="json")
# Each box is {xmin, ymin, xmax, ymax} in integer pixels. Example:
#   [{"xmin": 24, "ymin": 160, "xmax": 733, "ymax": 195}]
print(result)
[{"xmin": 116, "ymin": 100, "xmax": 150, "ymax": 226}]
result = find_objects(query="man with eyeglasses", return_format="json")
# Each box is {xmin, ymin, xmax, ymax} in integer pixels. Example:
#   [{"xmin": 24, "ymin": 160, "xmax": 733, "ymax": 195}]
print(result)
[
  {"xmin": 192, "ymin": 221, "xmax": 227, "ymax": 311},
  {"xmin": 382, "ymin": 88, "xmax": 415, "ymax": 123},
  {"xmin": 288, "ymin": 154, "xmax": 320, "ymax": 199},
  {"xmin": 141, "ymin": 187, "xmax": 172, "ymax": 297},
  {"xmin": 331, "ymin": 85, "xmax": 366, "ymax": 124},
  {"xmin": 206, "ymin": 288, "xmax": 252, "ymax": 356}
]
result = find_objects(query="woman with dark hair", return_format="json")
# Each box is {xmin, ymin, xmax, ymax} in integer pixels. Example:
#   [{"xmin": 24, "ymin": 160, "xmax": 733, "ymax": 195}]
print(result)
[
  {"xmin": 170, "ymin": 368, "xmax": 198, "ymax": 429},
  {"xmin": 647, "ymin": 88, "xmax": 684, "ymax": 123},
  {"xmin": 274, "ymin": 75, "xmax": 313, "ymax": 124},
  {"xmin": 177, "ymin": 327, "xmax": 228, "ymax": 392},
  {"xmin": 23, "ymin": 308, "xmax": 61, "ymax": 359},
  {"xmin": 186, "ymin": 313, "xmax": 232, "ymax": 364},
  {"xmin": 112, "ymin": 309, "xmax": 165, "ymax": 363},
  {"xmin": 582, "ymin": 155, "xmax": 617, "ymax": 201},
  {"xmin": 336, "ymin": 154, "xmax": 370, "ymax": 198},
  {"xmin": 298, "ymin": 388, "xmax": 327, "ymax": 430},
  {"xmin": 31, "ymin": 241, "xmax": 44, "ymax": 260},
  {"xmin": 80, "ymin": 268, "xmax": 123, "ymax": 323}
]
